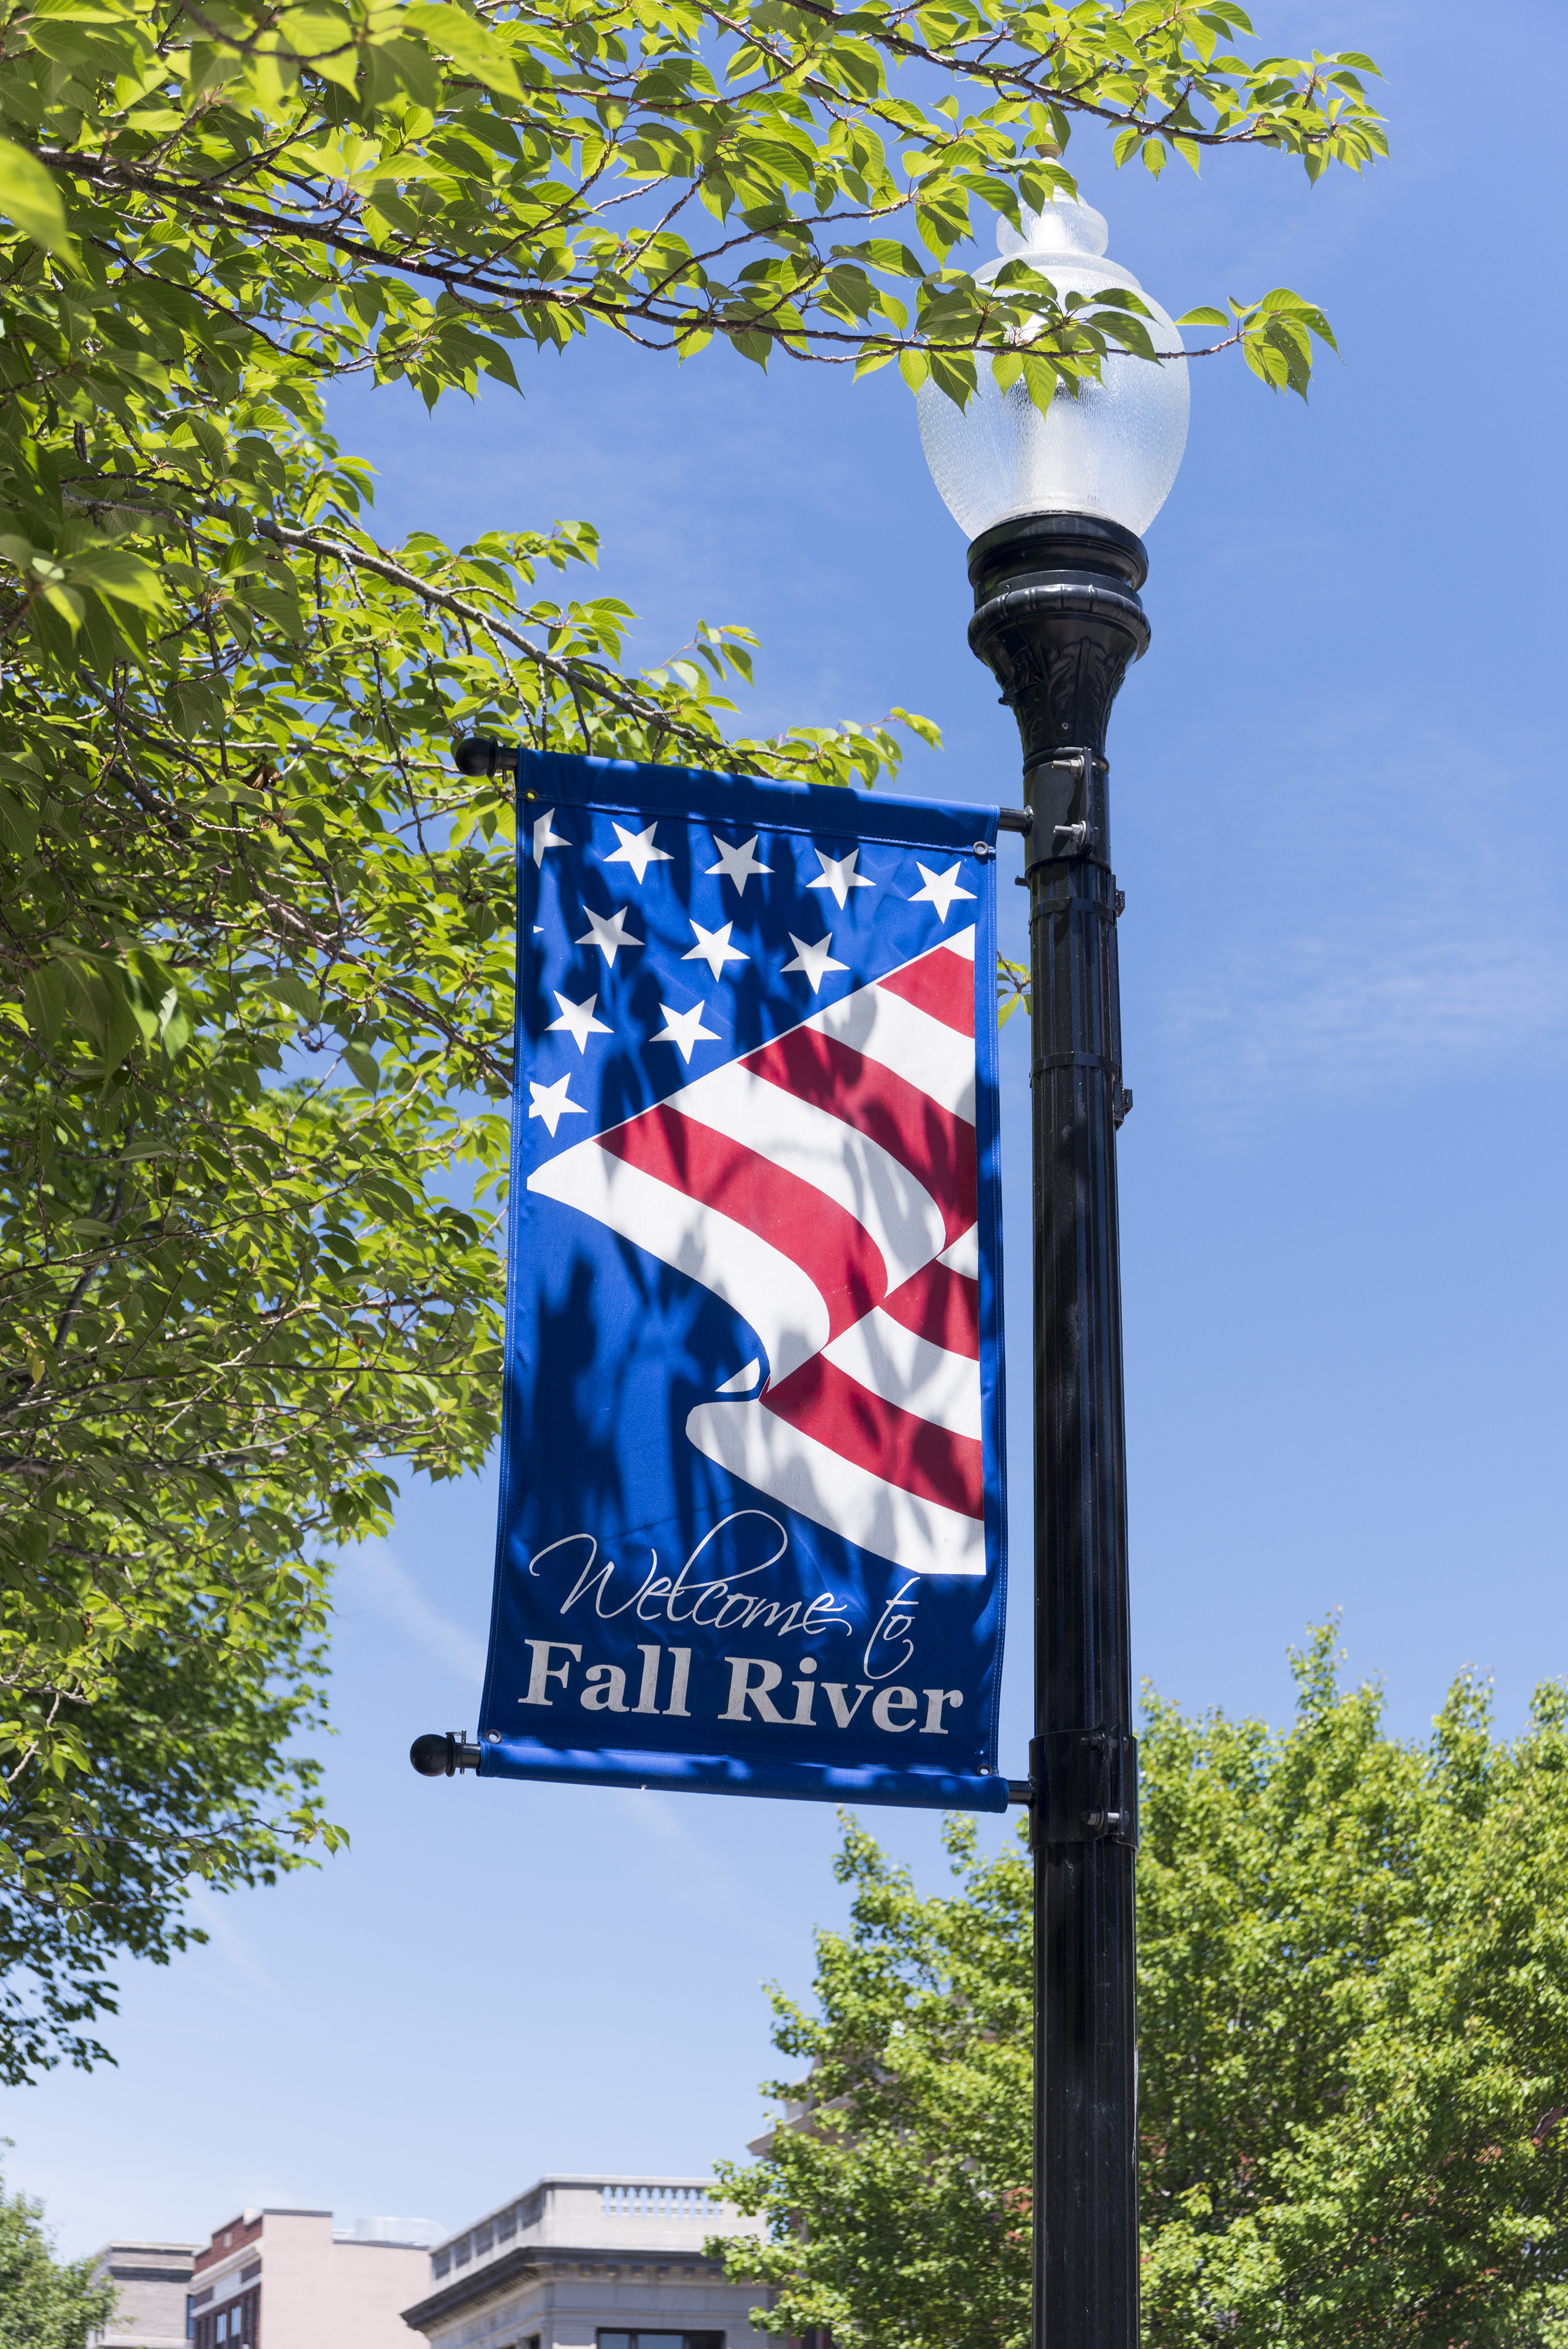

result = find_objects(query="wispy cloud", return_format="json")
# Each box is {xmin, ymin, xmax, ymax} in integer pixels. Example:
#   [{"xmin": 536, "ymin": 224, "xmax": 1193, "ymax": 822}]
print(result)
[
  {"xmin": 1152, "ymin": 720, "xmax": 1568, "ymax": 1122},
  {"xmin": 333, "ymin": 1544, "xmax": 487, "ymax": 1685},
  {"xmin": 183, "ymin": 1883, "xmax": 279, "ymax": 1997},
  {"xmin": 606, "ymin": 1784, "xmax": 743, "ymax": 1920}
]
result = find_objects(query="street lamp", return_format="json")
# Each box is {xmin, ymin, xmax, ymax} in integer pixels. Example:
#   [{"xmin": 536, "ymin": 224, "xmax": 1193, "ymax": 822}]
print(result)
[{"xmin": 916, "ymin": 192, "xmax": 1189, "ymax": 2349}]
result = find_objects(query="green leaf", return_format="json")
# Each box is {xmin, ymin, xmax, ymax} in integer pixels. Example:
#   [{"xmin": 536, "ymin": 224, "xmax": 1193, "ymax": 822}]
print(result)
[
  {"xmin": 1258, "ymin": 285, "xmax": 1339, "ymax": 350},
  {"xmin": 403, "ymin": 2, "xmax": 524, "ymax": 96},
  {"xmin": 1018, "ymin": 349, "xmax": 1059, "ymax": 413},
  {"xmin": 890, "ymin": 705, "xmax": 940, "ymax": 749},
  {"xmin": 0, "ymin": 784, "xmax": 39, "ymax": 858},
  {"xmin": 0, "ymin": 137, "xmax": 75, "ymax": 257},
  {"xmin": 22, "ymin": 960, "xmax": 65, "ymax": 1046},
  {"xmin": 68, "ymin": 547, "xmax": 167, "ymax": 610}
]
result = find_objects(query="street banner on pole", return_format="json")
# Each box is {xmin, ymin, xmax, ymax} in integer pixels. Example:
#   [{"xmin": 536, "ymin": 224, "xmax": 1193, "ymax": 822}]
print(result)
[{"xmin": 477, "ymin": 749, "xmax": 1008, "ymax": 1810}]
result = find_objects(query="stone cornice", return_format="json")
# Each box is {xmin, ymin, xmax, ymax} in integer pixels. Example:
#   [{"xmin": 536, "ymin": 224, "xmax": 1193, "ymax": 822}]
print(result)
[{"xmin": 401, "ymin": 2245, "xmax": 732, "ymax": 2334}]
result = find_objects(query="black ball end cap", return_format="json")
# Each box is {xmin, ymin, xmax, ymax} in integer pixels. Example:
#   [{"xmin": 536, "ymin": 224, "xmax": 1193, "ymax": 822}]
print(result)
[
  {"xmin": 452, "ymin": 734, "xmax": 520, "ymax": 778},
  {"xmin": 409, "ymin": 1732, "xmax": 451, "ymax": 1776}
]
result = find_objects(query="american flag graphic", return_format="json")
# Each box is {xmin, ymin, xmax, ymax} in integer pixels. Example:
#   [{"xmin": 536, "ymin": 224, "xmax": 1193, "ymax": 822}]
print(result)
[{"xmin": 530, "ymin": 922, "xmax": 985, "ymax": 1575}]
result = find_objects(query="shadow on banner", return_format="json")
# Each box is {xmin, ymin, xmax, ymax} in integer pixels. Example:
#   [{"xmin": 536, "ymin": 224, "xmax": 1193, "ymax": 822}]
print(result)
[{"xmin": 477, "ymin": 749, "xmax": 1009, "ymax": 1812}]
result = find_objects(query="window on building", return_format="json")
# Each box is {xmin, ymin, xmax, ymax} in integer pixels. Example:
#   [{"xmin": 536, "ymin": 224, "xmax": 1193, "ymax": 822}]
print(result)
[
  {"xmin": 599, "ymin": 2331, "xmax": 724, "ymax": 2349},
  {"xmin": 433, "ymin": 2252, "xmax": 452, "ymax": 2280}
]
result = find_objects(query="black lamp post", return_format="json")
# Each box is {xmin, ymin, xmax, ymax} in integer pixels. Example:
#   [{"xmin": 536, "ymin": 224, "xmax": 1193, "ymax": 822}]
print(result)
[{"xmin": 917, "ymin": 191, "xmax": 1190, "ymax": 2349}]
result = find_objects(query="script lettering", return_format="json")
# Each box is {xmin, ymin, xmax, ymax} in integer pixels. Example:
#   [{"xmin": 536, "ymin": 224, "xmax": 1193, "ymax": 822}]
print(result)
[
  {"xmin": 864, "ymin": 1579, "xmax": 920, "ymax": 1681},
  {"xmin": 526, "ymin": 1513, "xmax": 855, "ymax": 1641}
]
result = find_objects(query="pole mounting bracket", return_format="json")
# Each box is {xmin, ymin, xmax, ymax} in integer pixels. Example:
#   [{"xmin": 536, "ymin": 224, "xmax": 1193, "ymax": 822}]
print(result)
[
  {"xmin": 410, "ymin": 1730, "xmax": 482, "ymax": 1777},
  {"xmin": 1025, "ymin": 1729, "xmax": 1139, "ymax": 1850}
]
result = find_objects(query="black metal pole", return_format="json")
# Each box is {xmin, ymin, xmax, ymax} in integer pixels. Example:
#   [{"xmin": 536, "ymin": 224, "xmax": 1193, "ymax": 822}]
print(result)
[{"xmin": 968, "ymin": 511, "xmax": 1148, "ymax": 2349}]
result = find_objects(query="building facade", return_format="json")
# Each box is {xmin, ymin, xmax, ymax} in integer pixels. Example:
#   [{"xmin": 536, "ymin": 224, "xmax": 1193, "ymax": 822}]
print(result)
[
  {"xmin": 401, "ymin": 2178, "xmax": 768, "ymax": 2349},
  {"xmin": 190, "ymin": 2210, "xmax": 435, "ymax": 2349},
  {"xmin": 88, "ymin": 2241, "xmax": 199, "ymax": 2349}
]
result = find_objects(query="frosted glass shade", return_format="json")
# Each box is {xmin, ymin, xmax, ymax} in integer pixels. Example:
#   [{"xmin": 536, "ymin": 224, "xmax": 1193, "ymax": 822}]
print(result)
[{"xmin": 917, "ymin": 195, "xmax": 1189, "ymax": 541}]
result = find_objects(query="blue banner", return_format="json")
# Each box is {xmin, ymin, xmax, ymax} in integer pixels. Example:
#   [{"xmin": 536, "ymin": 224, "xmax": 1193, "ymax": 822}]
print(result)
[{"xmin": 477, "ymin": 751, "xmax": 1008, "ymax": 1810}]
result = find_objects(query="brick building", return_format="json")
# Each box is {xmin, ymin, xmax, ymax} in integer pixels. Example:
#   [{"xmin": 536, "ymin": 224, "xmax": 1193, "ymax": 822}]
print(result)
[{"xmin": 190, "ymin": 2210, "xmax": 435, "ymax": 2349}]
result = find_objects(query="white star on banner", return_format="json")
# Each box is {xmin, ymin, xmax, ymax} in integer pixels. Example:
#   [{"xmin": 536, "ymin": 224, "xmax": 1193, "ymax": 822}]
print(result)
[
  {"xmin": 910, "ymin": 860, "xmax": 977, "ymax": 923},
  {"xmin": 782, "ymin": 930, "xmax": 847, "ymax": 993},
  {"xmin": 547, "ymin": 991, "xmax": 611, "ymax": 1052},
  {"xmin": 684, "ymin": 918, "xmax": 749, "ymax": 981},
  {"xmin": 807, "ymin": 845, "xmax": 875, "ymax": 910},
  {"xmin": 706, "ymin": 833, "xmax": 772, "ymax": 894},
  {"xmin": 650, "ymin": 998, "xmax": 721, "ymax": 1064},
  {"xmin": 604, "ymin": 820, "xmax": 672, "ymax": 884},
  {"xmin": 531, "ymin": 807, "xmax": 570, "ymax": 867},
  {"xmin": 528, "ymin": 1074, "xmax": 584, "ymax": 1138},
  {"xmin": 576, "ymin": 905, "xmax": 641, "ymax": 965}
]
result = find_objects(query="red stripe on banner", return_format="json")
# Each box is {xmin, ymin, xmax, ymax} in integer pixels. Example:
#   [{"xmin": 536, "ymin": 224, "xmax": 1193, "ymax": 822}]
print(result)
[
  {"xmin": 876, "ymin": 943, "xmax": 975, "ymax": 1038},
  {"xmin": 742, "ymin": 1029, "xmax": 976, "ymax": 1247},
  {"xmin": 879, "ymin": 1257, "xmax": 981, "ymax": 1361},
  {"xmin": 600, "ymin": 1106, "xmax": 886, "ymax": 1338},
  {"xmin": 763, "ymin": 1356, "xmax": 984, "ymax": 1519}
]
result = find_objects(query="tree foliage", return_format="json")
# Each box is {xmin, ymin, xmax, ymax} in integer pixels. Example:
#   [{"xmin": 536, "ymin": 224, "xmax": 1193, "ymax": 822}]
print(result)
[
  {"xmin": 0, "ymin": 0, "xmax": 1381, "ymax": 411},
  {"xmin": 0, "ymin": 401, "xmax": 920, "ymax": 2070},
  {"xmin": 714, "ymin": 1631, "xmax": 1568, "ymax": 2347},
  {"xmin": 0, "ymin": 0, "xmax": 1381, "ymax": 2077},
  {"xmin": 0, "ymin": 2156, "xmax": 112, "ymax": 2349}
]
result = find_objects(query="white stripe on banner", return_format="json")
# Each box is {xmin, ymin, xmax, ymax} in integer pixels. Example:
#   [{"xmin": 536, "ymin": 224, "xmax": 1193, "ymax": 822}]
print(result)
[
  {"xmin": 820, "ymin": 1309, "xmax": 982, "ymax": 1441},
  {"xmin": 806, "ymin": 984, "xmax": 977, "ymax": 1123},
  {"xmin": 671, "ymin": 1061, "xmax": 947, "ymax": 1294},
  {"xmin": 684, "ymin": 1397, "xmax": 986, "ymax": 1575},
  {"xmin": 936, "ymin": 1223, "xmax": 981, "ymax": 1280},
  {"xmin": 529, "ymin": 1139, "xmax": 831, "ymax": 1381}
]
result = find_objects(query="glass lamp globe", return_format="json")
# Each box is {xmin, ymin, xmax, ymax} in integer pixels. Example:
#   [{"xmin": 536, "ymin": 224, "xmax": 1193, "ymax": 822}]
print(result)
[{"xmin": 917, "ymin": 194, "xmax": 1189, "ymax": 541}]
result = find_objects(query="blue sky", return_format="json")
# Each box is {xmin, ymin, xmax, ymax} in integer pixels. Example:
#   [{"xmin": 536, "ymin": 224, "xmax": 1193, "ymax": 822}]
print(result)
[{"xmin": 9, "ymin": 0, "xmax": 1567, "ymax": 2267}]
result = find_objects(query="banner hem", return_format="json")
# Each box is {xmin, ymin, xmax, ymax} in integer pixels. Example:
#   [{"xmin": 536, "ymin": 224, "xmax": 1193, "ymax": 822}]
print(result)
[{"xmin": 477, "ymin": 1739, "xmax": 1010, "ymax": 1814}]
